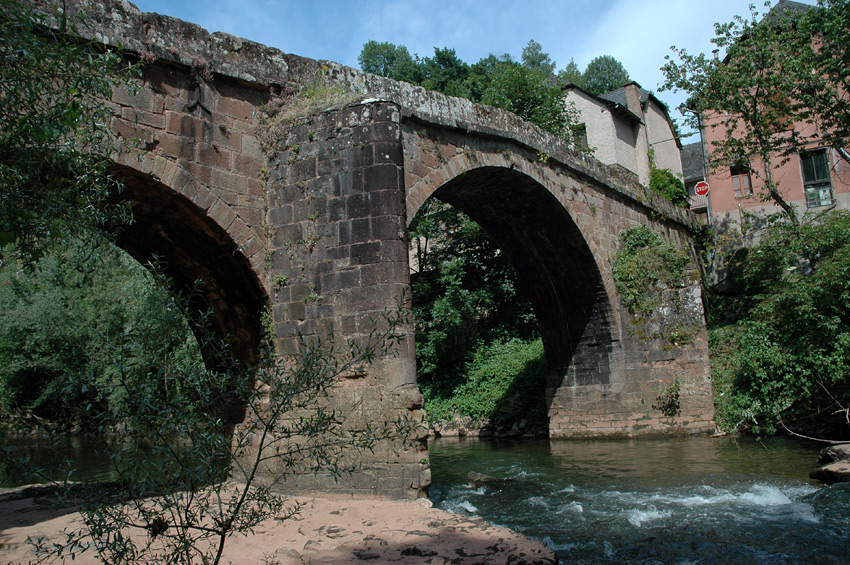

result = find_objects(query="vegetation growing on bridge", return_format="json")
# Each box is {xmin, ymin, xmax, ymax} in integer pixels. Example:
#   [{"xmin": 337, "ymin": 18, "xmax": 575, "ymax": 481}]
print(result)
[{"xmin": 612, "ymin": 225, "xmax": 691, "ymax": 316}]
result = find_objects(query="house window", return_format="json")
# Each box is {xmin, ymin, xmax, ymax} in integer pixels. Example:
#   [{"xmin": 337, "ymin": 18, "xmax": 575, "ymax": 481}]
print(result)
[
  {"xmin": 800, "ymin": 149, "xmax": 833, "ymax": 208},
  {"xmin": 730, "ymin": 166, "xmax": 752, "ymax": 198}
]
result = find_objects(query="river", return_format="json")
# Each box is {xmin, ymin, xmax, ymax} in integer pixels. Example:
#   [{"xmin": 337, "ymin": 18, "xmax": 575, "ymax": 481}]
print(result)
[{"xmin": 428, "ymin": 435, "xmax": 850, "ymax": 564}]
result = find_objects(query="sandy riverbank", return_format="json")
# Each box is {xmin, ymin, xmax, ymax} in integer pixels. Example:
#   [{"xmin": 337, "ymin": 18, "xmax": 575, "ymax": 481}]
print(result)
[{"xmin": 0, "ymin": 486, "xmax": 556, "ymax": 564}]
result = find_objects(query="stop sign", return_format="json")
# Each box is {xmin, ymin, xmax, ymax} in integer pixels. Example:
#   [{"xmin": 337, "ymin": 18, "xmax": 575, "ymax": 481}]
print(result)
[{"xmin": 694, "ymin": 180, "xmax": 710, "ymax": 196}]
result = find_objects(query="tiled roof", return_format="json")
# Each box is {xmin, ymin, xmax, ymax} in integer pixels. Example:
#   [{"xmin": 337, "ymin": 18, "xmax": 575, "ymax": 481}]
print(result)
[
  {"xmin": 680, "ymin": 142, "xmax": 704, "ymax": 181},
  {"xmin": 598, "ymin": 86, "xmax": 650, "ymax": 108}
]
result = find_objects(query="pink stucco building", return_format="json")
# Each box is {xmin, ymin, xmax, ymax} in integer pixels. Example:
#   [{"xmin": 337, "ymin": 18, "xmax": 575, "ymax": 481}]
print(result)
[{"xmin": 700, "ymin": 115, "xmax": 850, "ymax": 231}]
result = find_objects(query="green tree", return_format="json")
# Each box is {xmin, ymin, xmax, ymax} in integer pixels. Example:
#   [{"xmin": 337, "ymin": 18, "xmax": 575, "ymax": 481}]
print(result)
[
  {"xmin": 357, "ymin": 40, "xmax": 421, "ymax": 84},
  {"xmin": 482, "ymin": 61, "xmax": 581, "ymax": 139},
  {"xmin": 0, "ymin": 0, "xmax": 139, "ymax": 262},
  {"xmin": 582, "ymin": 54, "xmax": 629, "ymax": 95},
  {"xmin": 408, "ymin": 199, "xmax": 544, "ymax": 433},
  {"xmin": 660, "ymin": 1, "xmax": 850, "ymax": 437},
  {"xmin": 793, "ymin": 0, "xmax": 850, "ymax": 159},
  {"xmin": 557, "ymin": 58, "xmax": 585, "ymax": 88},
  {"xmin": 356, "ymin": 41, "xmax": 582, "ymax": 141},
  {"xmin": 464, "ymin": 53, "xmax": 513, "ymax": 102},
  {"xmin": 419, "ymin": 47, "xmax": 470, "ymax": 97},
  {"xmin": 0, "ymin": 236, "xmax": 200, "ymax": 430},
  {"xmin": 521, "ymin": 39, "xmax": 555, "ymax": 76}
]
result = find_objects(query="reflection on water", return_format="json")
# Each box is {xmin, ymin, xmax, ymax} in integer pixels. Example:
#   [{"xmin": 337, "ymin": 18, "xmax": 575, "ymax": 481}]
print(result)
[
  {"xmin": 1, "ymin": 435, "xmax": 117, "ymax": 486},
  {"xmin": 429, "ymin": 436, "xmax": 850, "ymax": 564}
]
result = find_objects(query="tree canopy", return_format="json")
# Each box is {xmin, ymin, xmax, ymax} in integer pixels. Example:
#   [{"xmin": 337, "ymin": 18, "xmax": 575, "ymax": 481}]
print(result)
[
  {"xmin": 582, "ymin": 55, "xmax": 630, "ymax": 95},
  {"xmin": 356, "ymin": 38, "xmax": 618, "ymax": 145},
  {"xmin": 356, "ymin": 40, "xmax": 420, "ymax": 83},
  {"xmin": 521, "ymin": 39, "xmax": 556, "ymax": 75}
]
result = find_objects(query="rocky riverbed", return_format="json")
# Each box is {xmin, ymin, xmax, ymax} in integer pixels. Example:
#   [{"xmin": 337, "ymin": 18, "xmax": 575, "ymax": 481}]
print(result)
[{"xmin": 0, "ymin": 486, "xmax": 556, "ymax": 564}]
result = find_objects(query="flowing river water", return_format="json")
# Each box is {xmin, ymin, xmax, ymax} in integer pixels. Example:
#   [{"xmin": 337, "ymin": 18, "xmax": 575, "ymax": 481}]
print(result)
[
  {"xmin": 428, "ymin": 435, "xmax": 850, "ymax": 564},
  {"xmin": 3, "ymin": 435, "xmax": 849, "ymax": 563}
]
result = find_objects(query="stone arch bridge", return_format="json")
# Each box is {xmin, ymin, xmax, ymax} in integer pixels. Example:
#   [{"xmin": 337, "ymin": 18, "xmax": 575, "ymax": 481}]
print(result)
[{"xmin": 40, "ymin": 0, "xmax": 714, "ymax": 499}]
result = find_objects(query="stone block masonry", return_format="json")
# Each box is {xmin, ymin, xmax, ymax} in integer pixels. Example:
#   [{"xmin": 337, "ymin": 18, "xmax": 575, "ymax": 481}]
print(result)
[{"xmin": 263, "ymin": 101, "xmax": 429, "ymax": 498}]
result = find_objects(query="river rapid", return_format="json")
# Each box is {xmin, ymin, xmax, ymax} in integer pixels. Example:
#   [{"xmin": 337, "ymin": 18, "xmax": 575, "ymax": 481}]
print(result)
[{"xmin": 428, "ymin": 435, "xmax": 850, "ymax": 564}]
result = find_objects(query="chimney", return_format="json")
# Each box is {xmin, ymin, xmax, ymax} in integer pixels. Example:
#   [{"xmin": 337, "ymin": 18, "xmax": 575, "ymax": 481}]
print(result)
[{"xmin": 624, "ymin": 82, "xmax": 642, "ymax": 118}]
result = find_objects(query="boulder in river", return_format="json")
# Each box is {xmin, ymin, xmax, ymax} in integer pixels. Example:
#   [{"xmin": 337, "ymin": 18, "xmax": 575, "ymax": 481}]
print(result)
[
  {"xmin": 468, "ymin": 471, "xmax": 501, "ymax": 488},
  {"xmin": 810, "ymin": 444, "xmax": 850, "ymax": 485}
]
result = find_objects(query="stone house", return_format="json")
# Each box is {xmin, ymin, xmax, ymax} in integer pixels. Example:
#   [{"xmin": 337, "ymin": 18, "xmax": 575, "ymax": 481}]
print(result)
[{"xmin": 564, "ymin": 81, "xmax": 683, "ymax": 187}]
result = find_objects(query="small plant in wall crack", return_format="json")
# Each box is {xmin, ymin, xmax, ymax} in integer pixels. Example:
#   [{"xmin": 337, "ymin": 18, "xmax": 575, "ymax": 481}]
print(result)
[
  {"xmin": 653, "ymin": 378, "xmax": 682, "ymax": 418},
  {"xmin": 303, "ymin": 287, "xmax": 322, "ymax": 304}
]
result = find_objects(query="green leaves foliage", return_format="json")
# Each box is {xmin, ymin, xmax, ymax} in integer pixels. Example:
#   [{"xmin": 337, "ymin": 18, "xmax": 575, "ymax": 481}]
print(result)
[
  {"xmin": 357, "ymin": 40, "xmax": 420, "ymax": 83},
  {"xmin": 410, "ymin": 200, "xmax": 537, "ymax": 379},
  {"xmin": 421, "ymin": 338, "xmax": 547, "ymax": 432},
  {"xmin": 0, "ymin": 237, "xmax": 201, "ymax": 430},
  {"xmin": 649, "ymin": 167, "xmax": 688, "ymax": 207},
  {"xmin": 709, "ymin": 210, "xmax": 850, "ymax": 435},
  {"xmin": 793, "ymin": 0, "xmax": 850, "ymax": 154},
  {"xmin": 409, "ymin": 199, "xmax": 544, "ymax": 429},
  {"xmin": 481, "ymin": 62, "xmax": 580, "ymax": 140},
  {"xmin": 358, "ymin": 39, "xmax": 589, "ymax": 141},
  {"xmin": 581, "ymin": 55, "xmax": 630, "ymax": 96},
  {"xmin": 648, "ymin": 149, "xmax": 688, "ymax": 206},
  {"xmin": 0, "ymin": 0, "xmax": 141, "ymax": 262},
  {"xmin": 613, "ymin": 225, "xmax": 690, "ymax": 315}
]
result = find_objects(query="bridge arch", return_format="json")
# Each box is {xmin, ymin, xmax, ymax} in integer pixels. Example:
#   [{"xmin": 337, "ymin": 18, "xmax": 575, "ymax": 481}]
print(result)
[
  {"xmin": 408, "ymin": 165, "xmax": 617, "ymax": 392},
  {"xmin": 31, "ymin": 0, "xmax": 716, "ymax": 500},
  {"xmin": 111, "ymin": 164, "xmax": 268, "ymax": 406}
]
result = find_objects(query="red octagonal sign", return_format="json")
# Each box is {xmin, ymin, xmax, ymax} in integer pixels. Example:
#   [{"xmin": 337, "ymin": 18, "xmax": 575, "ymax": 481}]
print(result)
[{"xmin": 694, "ymin": 180, "xmax": 710, "ymax": 196}]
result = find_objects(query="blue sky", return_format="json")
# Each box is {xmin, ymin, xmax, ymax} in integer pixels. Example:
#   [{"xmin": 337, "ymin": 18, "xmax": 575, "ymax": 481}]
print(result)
[{"xmin": 131, "ymin": 0, "xmax": 814, "ymax": 124}]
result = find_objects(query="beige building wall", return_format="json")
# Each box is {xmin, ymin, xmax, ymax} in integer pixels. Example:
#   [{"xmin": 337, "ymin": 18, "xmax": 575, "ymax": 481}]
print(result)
[{"xmin": 565, "ymin": 83, "xmax": 683, "ymax": 189}]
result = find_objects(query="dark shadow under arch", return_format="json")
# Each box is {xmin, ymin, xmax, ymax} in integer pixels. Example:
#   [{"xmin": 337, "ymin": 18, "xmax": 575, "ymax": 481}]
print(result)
[
  {"xmin": 428, "ymin": 166, "xmax": 612, "ymax": 382},
  {"xmin": 111, "ymin": 166, "xmax": 268, "ymax": 421}
]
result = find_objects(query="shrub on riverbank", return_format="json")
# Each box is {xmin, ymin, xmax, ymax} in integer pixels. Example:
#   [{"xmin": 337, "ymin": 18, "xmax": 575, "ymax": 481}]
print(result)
[
  {"xmin": 706, "ymin": 210, "xmax": 850, "ymax": 438},
  {"xmin": 421, "ymin": 337, "xmax": 548, "ymax": 434},
  {"xmin": 0, "ymin": 237, "xmax": 201, "ymax": 431}
]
